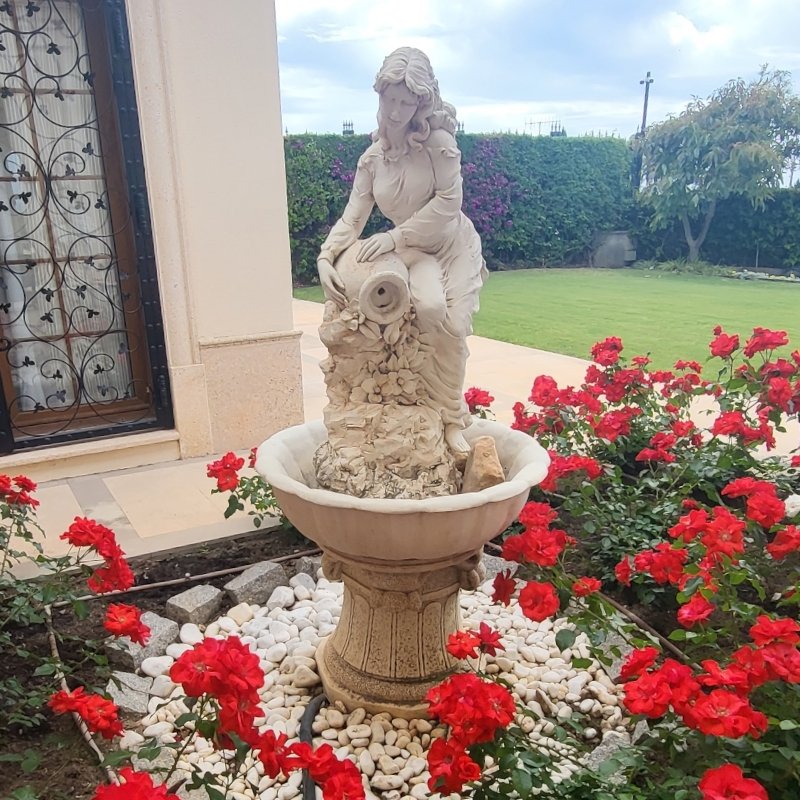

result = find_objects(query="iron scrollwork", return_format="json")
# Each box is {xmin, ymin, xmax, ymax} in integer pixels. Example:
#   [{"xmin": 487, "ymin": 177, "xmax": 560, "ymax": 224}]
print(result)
[{"xmin": 0, "ymin": 0, "xmax": 165, "ymax": 447}]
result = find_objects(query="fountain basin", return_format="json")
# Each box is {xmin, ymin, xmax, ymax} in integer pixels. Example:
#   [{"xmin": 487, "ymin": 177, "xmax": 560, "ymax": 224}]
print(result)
[{"xmin": 256, "ymin": 418, "xmax": 549, "ymax": 716}]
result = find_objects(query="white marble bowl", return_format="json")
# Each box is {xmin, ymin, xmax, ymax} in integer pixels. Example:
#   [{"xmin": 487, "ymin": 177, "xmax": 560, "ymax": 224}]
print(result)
[{"xmin": 256, "ymin": 419, "xmax": 549, "ymax": 564}]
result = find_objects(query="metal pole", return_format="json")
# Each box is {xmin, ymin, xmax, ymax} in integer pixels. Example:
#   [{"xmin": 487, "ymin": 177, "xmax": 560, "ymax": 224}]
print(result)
[{"xmin": 639, "ymin": 71, "xmax": 654, "ymax": 136}]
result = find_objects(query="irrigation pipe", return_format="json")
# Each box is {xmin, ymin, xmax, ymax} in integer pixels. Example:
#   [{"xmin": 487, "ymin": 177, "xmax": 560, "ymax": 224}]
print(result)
[
  {"xmin": 44, "ymin": 605, "xmax": 118, "ymax": 785},
  {"xmin": 52, "ymin": 547, "xmax": 324, "ymax": 609}
]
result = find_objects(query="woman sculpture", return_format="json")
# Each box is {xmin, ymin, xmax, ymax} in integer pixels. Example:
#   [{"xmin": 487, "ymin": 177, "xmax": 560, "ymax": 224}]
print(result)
[{"xmin": 317, "ymin": 47, "xmax": 487, "ymax": 455}]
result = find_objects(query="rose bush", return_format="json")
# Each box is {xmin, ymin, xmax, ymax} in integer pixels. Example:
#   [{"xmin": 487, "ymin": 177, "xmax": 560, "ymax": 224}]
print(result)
[
  {"xmin": 207, "ymin": 448, "xmax": 285, "ymax": 529},
  {"xmin": 424, "ymin": 327, "xmax": 799, "ymax": 798},
  {"xmin": 3, "ymin": 476, "xmax": 362, "ymax": 800}
]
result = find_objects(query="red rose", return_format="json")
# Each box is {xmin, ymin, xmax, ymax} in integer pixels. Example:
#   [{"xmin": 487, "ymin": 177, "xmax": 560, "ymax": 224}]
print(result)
[
  {"xmin": 634, "ymin": 543, "xmax": 687, "ymax": 585},
  {"xmin": 698, "ymin": 764, "xmax": 768, "ymax": 800},
  {"xmin": 697, "ymin": 660, "xmax": 752, "ymax": 694},
  {"xmin": 518, "ymin": 501, "xmax": 558, "ymax": 528},
  {"xmin": 761, "ymin": 642, "xmax": 800, "ymax": 682},
  {"xmin": 614, "ymin": 556, "xmax": 632, "ymax": 586},
  {"xmin": 319, "ymin": 761, "xmax": 365, "ymax": 800},
  {"xmin": 731, "ymin": 646, "xmax": 772, "ymax": 689},
  {"xmin": 572, "ymin": 576, "xmax": 601, "ymax": 597},
  {"xmin": 476, "ymin": 622, "xmax": 504, "ymax": 656},
  {"xmin": 248, "ymin": 446, "xmax": 258, "ymax": 469},
  {"xmin": 590, "ymin": 336, "xmax": 623, "ymax": 366},
  {"xmin": 766, "ymin": 525, "xmax": 800, "ymax": 560},
  {"xmin": 87, "ymin": 557, "xmax": 135, "ymax": 594},
  {"xmin": 669, "ymin": 508, "xmax": 709, "ymax": 543},
  {"xmin": 61, "ymin": 517, "xmax": 122, "ymax": 560},
  {"xmin": 12, "ymin": 474, "xmax": 37, "ymax": 492},
  {"xmin": 711, "ymin": 411, "xmax": 748, "ymax": 437},
  {"xmin": 622, "ymin": 671, "xmax": 671, "ymax": 717},
  {"xmin": 743, "ymin": 327, "xmax": 789, "ymax": 358},
  {"xmin": 93, "ymin": 767, "xmax": 180, "ymax": 800},
  {"xmin": 689, "ymin": 689, "xmax": 768, "ymax": 738},
  {"xmin": 207, "ymin": 452, "xmax": 245, "ymax": 492},
  {"xmin": 464, "ymin": 386, "xmax": 494, "ymax": 413},
  {"xmin": 426, "ymin": 672, "xmax": 515, "ymax": 745},
  {"xmin": 749, "ymin": 614, "xmax": 800, "ymax": 646},
  {"xmin": 636, "ymin": 447, "xmax": 676, "ymax": 464},
  {"xmin": 766, "ymin": 376, "xmax": 793, "ymax": 409},
  {"xmin": 255, "ymin": 730, "xmax": 292, "ymax": 778},
  {"xmin": 104, "ymin": 603, "xmax": 150, "ymax": 646},
  {"xmin": 529, "ymin": 375, "xmax": 560, "ymax": 406},
  {"xmin": 427, "ymin": 737, "xmax": 482, "ymax": 794},
  {"xmin": 709, "ymin": 330, "xmax": 740, "ymax": 359},
  {"xmin": 446, "ymin": 630, "xmax": 481, "ymax": 660},
  {"xmin": 677, "ymin": 594, "xmax": 715, "ymax": 628},
  {"xmin": 744, "ymin": 492, "xmax": 784, "ymax": 529},
  {"xmin": 591, "ymin": 407, "xmax": 641, "ymax": 442},
  {"xmin": 516, "ymin": 526, "xmax": 569, "ymax": 567},
  {"xmin": 539, "ymin": 453, "xmax": 602, "ymax": 492},
  {"xmin": 48, "ymin": 688, "xmax": 123, "ymax": 740},
  {"xmin": 619, "ymin": 646, "xmax": 659, "ymax": 680},
  {"xmin": 491, "ymin": 570, "xmax": 516, "ymax": 605},
  {"xmin": 700, "ymin": 507, "xmax": 746, "ymax": 558},
  {"xmin": 518, "ymin": 581, "xmax": 560, "ymax": 622}
]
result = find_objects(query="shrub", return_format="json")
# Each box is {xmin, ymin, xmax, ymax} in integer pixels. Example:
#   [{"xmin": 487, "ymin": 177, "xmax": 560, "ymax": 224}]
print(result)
[
  {"xmin": 284, "ymin": 134, "xmax": 635, "ymax": 282},
  {"xmin": 428, "ymin": 331, "xmax": 799, "ymax": 798}
]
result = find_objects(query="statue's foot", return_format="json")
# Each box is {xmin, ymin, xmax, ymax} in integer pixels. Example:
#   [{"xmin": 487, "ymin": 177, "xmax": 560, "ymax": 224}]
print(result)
[{"xmin": 445, "ymin": 424, "xmax": 470, "ymax": 454}]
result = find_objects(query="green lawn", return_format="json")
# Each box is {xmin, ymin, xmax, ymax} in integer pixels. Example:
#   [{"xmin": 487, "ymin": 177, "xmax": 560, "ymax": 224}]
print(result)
[{"xmin": 294, "ymin": 269, "xmax": 800, "ymax": 369}]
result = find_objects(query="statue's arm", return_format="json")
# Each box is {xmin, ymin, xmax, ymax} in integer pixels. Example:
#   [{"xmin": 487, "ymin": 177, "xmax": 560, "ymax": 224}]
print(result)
[
  {"xmin": 389, "ymin": 130, "xmax": 462, "ymax": 252},
  {"xmin": 319, "ymin": 156, "xmax": 376, "ymax": 265}
]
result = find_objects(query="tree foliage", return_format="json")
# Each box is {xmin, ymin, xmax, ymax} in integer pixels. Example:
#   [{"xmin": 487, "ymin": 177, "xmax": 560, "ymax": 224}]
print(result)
[{"xmin": 640, "ymin": 68, "xmax": 800, "ymax": 261}]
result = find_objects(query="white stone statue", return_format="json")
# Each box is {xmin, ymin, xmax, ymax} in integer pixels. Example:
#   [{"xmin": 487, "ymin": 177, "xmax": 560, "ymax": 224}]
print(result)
[{"xmin": 314, "ymin": 47, "xmax": 487, "ymax": 499}]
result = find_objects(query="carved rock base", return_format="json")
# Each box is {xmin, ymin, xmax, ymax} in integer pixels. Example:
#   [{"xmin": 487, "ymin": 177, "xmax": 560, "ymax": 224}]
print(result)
[{"xmin": 316, "ymin": 550, "xmax": 485, "ymax": 718}]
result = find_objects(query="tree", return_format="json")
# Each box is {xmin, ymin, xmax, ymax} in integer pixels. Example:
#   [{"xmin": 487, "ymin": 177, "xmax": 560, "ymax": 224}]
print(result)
[{"xmin": 639, "ymin": 68, "xmax": 800, "ymax": 261}]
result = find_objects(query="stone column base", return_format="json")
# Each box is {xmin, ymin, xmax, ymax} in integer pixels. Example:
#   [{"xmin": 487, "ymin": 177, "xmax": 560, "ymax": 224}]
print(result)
[{"xmin": 317, "ymin": 550, "xmax": 485, "ymax": 719}]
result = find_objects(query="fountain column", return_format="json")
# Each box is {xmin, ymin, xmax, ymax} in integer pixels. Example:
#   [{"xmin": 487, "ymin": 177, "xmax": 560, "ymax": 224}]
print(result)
[{"xmin": 316, "ymin": 550, "xmax": 485, "ymax": 718}]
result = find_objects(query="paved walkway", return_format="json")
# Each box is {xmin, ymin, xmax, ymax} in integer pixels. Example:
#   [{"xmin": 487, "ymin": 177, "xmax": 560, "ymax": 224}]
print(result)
[{"xmin": 14, "ymin": 299, "xmax": 799, "ymax": 567}]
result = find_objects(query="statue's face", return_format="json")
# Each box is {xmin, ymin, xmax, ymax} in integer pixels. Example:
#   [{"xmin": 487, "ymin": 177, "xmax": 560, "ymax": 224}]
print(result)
[{"xmin": 379, "ymin": 82, "xmax": 419, "ymax": 130}]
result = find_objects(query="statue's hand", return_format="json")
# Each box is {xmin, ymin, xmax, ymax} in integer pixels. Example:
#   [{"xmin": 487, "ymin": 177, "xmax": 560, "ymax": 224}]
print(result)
[
  {"xmin": 357, "ymin": 232, "xmax": 395, "ymax": 263},
  {"xmin": 318, "ymin": 258, "xmax": 346, "ymax": 307}
]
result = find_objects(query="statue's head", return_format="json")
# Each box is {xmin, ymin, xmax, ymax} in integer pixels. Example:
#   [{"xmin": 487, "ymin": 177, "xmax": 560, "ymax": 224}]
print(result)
[{"xmin": 373, "ymin": 47, "xmax": 456, "ymax": 150}]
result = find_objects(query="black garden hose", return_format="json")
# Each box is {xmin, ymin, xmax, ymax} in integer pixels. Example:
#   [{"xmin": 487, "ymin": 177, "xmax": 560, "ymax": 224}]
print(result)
[{"xmin": 299, "ymin": 691, "xmax": 329, "ymax": 800}]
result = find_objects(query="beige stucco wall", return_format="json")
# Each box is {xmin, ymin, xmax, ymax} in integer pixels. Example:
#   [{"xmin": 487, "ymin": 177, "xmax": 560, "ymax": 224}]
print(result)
[{"xmin": 125, "ymin": 0, "xmax": 303, "ymax": 457}]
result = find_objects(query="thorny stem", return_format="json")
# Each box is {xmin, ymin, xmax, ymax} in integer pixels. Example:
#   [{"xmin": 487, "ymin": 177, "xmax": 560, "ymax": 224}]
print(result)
[
  {"xmin": 163, "ymin": 696, "xmax": 212, "ymax": 785},
  {"xmin": 43, "ymin": 605, "xmax": 118, "ymax": 785}
]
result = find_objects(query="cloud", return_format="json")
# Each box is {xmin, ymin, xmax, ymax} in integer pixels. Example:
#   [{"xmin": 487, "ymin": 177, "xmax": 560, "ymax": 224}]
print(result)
[{"xmin": 276, "ymin": 0, "xmax": 800, "ymax": 136}]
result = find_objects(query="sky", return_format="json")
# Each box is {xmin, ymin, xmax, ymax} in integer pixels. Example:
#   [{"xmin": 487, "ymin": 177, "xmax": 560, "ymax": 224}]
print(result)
[{"xmin": 275, "ymin": 0, "xmax": 800, "ymax": 139}]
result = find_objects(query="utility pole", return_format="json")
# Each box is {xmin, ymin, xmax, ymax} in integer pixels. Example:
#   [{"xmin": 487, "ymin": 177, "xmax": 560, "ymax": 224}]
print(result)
[
  {"xmin": 638, "ymin": 71, "xmax": 654, "ymax": 137},
  {"xmin": 632, "ymin": 71, "xmax": 654, "ymax": 192}
]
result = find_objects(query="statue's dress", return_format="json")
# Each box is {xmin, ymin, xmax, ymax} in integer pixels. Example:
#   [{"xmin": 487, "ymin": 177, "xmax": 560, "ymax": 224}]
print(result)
[{"xmin": 319, "ymin": 128, "xmax": 488, "ymax": 432}]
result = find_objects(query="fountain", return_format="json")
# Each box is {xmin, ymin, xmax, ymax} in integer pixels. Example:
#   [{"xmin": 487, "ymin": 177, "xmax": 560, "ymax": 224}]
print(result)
[{"xmin": 257, "ymin": 47, "xmax": 548, "ymax": 718}]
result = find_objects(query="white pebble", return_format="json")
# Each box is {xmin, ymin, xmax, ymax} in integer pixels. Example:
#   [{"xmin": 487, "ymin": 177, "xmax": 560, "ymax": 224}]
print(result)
[{"xmin": 140, "ymin": 655, "xmax": 173, "ymax": 677}]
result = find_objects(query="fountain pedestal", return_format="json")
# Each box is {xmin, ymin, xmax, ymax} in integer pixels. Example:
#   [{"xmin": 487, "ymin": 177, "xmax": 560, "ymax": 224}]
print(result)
[
  {"xmin": 256, "ymin": 419, "xmax": 549, "ymax": 717},
  {"xmin": 316, "ymin": 549, "xmax": 484, "ymax": 718}
]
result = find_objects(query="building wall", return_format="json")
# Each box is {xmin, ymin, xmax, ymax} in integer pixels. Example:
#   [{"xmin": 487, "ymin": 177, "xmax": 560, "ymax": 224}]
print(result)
[{"xmin": 125, "ymin": 0, "xmax": 303, "ymax": 457}]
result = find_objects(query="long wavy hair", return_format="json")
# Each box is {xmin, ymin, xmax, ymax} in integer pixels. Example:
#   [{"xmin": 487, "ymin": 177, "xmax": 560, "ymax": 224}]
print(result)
[{"xmin": 373, "ymin": 47, "xmax": 457, "ymax": 152}]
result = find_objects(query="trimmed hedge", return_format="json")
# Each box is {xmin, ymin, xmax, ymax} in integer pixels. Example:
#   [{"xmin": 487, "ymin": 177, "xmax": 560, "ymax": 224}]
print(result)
[
  {"xmin": 284, "ymin": 134, "xmax": 634, "ymax": 283},
  {"xmin": 283, "ymin": 134, "xmax": 800, "ymax": 284}
]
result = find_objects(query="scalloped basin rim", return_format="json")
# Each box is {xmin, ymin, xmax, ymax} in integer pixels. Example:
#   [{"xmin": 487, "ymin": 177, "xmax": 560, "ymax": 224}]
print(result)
[{"xmin": 255, "ymin": 418, "xmax": 550, "ymax": 514}]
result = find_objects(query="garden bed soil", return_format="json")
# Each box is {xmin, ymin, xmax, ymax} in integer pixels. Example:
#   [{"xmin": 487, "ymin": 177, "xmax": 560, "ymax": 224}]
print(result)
[{"xmin": 2, "ymin": 526, "xmax": 316, "ymax": 800}]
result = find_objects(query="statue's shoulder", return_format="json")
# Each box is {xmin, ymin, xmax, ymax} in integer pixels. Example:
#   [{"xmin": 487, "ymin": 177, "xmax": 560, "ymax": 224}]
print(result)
[
  {"xmin": 424, "ymin": 128, "xmax": 460, "ymax": 159},
  {"xmin": 357, "ymin": 142, "xmax": 383, "ymax": 170}
]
